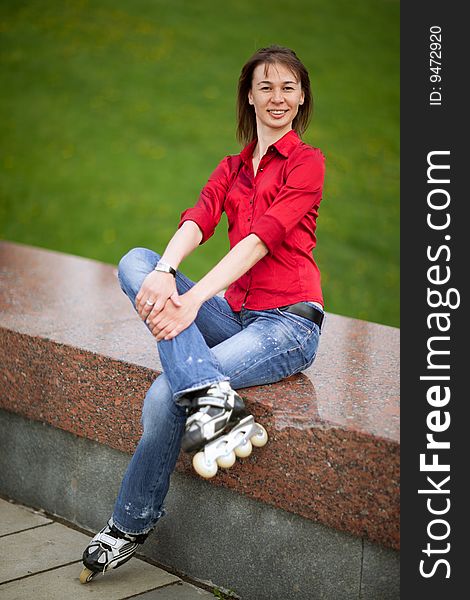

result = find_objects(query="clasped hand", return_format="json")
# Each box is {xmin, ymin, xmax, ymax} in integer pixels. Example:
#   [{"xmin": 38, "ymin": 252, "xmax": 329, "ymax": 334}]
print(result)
[{"xmin": 135, "ymin": 271, "xmax": 200, "ymax": 341}]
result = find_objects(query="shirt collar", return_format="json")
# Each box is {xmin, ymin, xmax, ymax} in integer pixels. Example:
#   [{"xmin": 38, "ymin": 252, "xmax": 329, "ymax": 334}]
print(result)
[
  {"xmin": 240, "ymin": 139, "xmax": 257, "ymax": 164},
  {"xmin": 239, "ymin": 129, "xmax": 301, "ymax": 163}
]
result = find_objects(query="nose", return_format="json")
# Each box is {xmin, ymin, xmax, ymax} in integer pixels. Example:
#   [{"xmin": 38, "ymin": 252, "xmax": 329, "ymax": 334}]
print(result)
[{"xmin": 271, "ymin": 88, "xmax": 284, "ymax": 103}]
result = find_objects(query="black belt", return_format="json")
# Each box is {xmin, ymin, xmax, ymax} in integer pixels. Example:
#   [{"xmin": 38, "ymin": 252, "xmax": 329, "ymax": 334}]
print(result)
[{"xmin": 279, "ymin": 302, "xmax": 324, "ymax": 329}]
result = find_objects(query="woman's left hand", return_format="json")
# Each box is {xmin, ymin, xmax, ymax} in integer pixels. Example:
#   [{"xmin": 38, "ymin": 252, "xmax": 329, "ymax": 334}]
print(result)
[{"xmin": 147, "ymin": 291, "xmax": 201, "ymax": 341}]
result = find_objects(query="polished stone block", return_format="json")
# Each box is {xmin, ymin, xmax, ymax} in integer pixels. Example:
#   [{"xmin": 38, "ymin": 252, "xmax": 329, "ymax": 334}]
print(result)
[{"xmin": 0, "ymin": 241, "xmax": 399, "ymax": 549}]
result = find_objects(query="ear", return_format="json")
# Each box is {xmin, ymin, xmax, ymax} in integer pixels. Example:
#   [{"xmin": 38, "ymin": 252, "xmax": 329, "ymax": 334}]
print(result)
[
  {"xmin": 299, "ymin": 90, "xmax": 305, "ymax": 106},
  {"xmin": 248, "ymin": 90, "xmax": 254, "ymax": 105}
]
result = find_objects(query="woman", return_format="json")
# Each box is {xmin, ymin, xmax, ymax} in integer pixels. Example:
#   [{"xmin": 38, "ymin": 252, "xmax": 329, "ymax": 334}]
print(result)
[{"xmin": 80, "ymin": 44, "xmax": 325, "ymax": 583}]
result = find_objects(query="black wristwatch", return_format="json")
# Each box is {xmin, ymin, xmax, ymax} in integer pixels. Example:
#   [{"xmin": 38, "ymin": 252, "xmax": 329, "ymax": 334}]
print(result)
[{"xmin": 154, "ymin": 260, "xmax": 176, "ymax": 277}]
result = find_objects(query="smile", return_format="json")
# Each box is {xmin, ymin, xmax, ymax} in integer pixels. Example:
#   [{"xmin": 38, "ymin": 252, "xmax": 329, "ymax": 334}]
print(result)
[{"xmin": 267, "ymin": 110, "xmax": 288, "ymax": 115}]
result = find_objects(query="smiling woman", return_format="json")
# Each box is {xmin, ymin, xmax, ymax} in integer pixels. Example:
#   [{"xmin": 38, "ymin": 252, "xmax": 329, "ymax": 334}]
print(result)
[
  {"xmin": 237, "ymin": 45, "xmax": 313, "ymax": 148},
  {"xmin": 249, "ymin": 63, "xmax": 305, "ymax": 173},
  {"xmin": 79, "ymin": 45, "xmax": 326, "ymax": 584}
]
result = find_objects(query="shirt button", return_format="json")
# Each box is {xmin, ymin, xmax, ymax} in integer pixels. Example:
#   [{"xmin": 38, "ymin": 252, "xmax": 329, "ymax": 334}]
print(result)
[{"xmin": 248, "ymin": 218, "xmax": 251, "ymax": 221}]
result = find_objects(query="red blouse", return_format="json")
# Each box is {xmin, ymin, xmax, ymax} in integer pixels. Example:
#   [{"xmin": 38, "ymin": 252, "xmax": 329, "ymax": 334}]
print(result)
[{"xmin": 178, "ymin": 129, "xmax": 326, "ymax": 311}]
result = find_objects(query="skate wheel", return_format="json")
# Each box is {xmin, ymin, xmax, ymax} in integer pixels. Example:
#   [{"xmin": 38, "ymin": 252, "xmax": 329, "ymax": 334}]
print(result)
[
  {"xmin": 193, "ymin": 452, "xmax": 218, "ymax": 478},
  {"xmin": 251, "ymin": 425, "xmax": 268, "ymax": 447},
  {"xmin": 234, "ymin": 439, "xmax": 252, "ymax": 458},
  {"xmin": 217, "ymin": 450, "xmax": 236, "ymax": 469},
  {"xmin": 79, "ymin": 567, "xmax": 96, "ymax": 584}
]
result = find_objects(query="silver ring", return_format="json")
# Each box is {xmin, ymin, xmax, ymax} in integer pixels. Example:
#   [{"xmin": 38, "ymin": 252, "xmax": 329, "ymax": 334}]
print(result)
[{"xmin": 146, "ymin": 299, "xmax": 155, "ymax": 306}]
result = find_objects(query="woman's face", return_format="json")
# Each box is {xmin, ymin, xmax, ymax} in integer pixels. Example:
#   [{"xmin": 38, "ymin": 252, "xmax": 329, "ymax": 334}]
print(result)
[{"xmin": 248, "ymin": 62, "xmax": 304, "ymax": 134}]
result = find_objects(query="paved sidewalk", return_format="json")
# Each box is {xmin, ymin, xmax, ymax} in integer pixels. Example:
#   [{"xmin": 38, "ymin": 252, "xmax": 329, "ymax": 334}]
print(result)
[{"xmin": 0, "ymin": 497, "xmax": 214, "ymax": 599}]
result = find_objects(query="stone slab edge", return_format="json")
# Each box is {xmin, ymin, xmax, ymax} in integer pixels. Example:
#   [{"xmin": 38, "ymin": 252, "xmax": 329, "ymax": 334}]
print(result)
[{"xmin": 0, "ymin": 326, "xmax": 399, "ymax": 549}]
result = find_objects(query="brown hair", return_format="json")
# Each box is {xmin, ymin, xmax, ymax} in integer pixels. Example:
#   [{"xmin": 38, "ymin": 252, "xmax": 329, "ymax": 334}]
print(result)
[{"xmin": 236, "ymin": 45, "xmax": 313, "ymax": 146}]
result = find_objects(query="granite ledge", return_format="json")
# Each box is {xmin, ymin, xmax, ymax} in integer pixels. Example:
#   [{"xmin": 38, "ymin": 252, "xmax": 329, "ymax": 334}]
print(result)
[{"xmin": 0, "ymin": 241, "xmax": 400, "ymax": 550}]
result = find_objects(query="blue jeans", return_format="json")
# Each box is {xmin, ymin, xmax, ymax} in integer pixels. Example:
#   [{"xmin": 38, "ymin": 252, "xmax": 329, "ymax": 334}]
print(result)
[{"xmin": 112, "ymin": 247, "xmax": 322, "ymax": 535}]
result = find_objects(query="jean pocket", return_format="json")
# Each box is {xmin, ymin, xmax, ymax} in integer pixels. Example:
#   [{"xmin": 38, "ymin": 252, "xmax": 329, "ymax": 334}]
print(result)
[{"xmin": 275, "ymin": 308, "xmax": 314, "ymax": 336}]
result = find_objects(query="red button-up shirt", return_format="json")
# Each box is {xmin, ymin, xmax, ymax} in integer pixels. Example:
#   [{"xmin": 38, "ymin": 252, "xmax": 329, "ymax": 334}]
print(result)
[{"xmin": 178, "ymin": 129, "xmax": 326, "ymax": 311}]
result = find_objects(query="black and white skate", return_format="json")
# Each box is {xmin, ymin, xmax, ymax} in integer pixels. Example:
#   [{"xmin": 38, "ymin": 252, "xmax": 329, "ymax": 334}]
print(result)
[
  {"xmin": 180, "ymin": 381, "xmax": 269, "ymax": 478},
  {"xmin": 181, "ymin": 381, "xmax": 246, "ymax": 453},
  {"xmin": 80, "ymin": 520, "xmax": 147, "ymax": 583}
]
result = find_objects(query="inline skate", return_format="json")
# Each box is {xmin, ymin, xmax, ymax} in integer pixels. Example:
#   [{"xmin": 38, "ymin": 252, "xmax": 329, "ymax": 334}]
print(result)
[
  {"xmin": 79, "ymin": 520, "xmax": 148, "ymax": 583},
  {"xmin": 181, "ymin": 381, "xmax": 268, "ymax": 478}
]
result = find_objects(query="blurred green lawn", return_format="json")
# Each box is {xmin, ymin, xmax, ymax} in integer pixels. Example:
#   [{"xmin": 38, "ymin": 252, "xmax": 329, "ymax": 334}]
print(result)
[{"xmin": 0, "ymin": 0, "xmax": 399, "ymax": 326}]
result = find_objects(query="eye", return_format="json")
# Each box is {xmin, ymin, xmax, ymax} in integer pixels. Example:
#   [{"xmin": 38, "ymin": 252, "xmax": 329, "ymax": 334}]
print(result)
[{"xmin": 283, "ymin": 86, "xmax": 294, "ymax": 91}]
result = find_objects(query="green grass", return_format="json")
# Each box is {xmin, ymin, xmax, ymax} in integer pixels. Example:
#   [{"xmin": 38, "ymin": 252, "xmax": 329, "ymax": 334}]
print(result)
[{"xmin": 0, "ymin": 0, "xmax": 399, "ymax": 326}]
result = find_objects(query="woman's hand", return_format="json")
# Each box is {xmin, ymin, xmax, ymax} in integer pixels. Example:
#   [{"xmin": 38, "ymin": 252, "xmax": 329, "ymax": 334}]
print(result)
[
  {"xmin": 135, "ymin": 271, "xmax": 181, "ymax": 323},
  {"xmin": 147, "ymin": 290, "xmax": 202, "ymax": 341}
]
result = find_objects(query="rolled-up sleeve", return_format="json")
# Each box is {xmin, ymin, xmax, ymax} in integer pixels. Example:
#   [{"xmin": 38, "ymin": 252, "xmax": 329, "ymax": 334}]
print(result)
[
  {"xmin": 251, "ymin": 147, "xmax": 325, "ymax": 254},
  {"xmin": 178, "ymin": 156, "xmax": 232, "ymax": 244}
]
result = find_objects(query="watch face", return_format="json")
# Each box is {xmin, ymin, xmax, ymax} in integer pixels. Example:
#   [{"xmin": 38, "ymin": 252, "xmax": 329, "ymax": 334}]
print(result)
[{"xmin": 155, "ymin": 263, "xmax": 175, "ymax": 275}]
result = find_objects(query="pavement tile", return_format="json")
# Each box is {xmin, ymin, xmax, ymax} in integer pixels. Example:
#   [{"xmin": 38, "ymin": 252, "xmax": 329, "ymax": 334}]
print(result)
[
  {"xmin": 0, "ymin": 561, "xmax": 180, "ymax": 600},
  {"xmin": 0, "ymin": 498, "xmax": 52, "ymax": 536},
  {"xmin": 132, "ymin": 580, "xmax": 216, "ymax": 598},
  {"xmin": 0, "ymin": 522, "xmax": 90, "ymax": 583},
  {"xmin": 0, "ymin": 498, "xmax": 208, "ymax": 599}
]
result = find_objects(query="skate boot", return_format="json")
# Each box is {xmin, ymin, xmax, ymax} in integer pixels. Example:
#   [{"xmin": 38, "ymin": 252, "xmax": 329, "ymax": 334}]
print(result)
[
  {"xmin": 181, "ymin": 381, "xmax": 268, "ymax": 479},
  {"xmin": 79, "ymin": 520, "xmax": 148, "ymax": 583}
]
